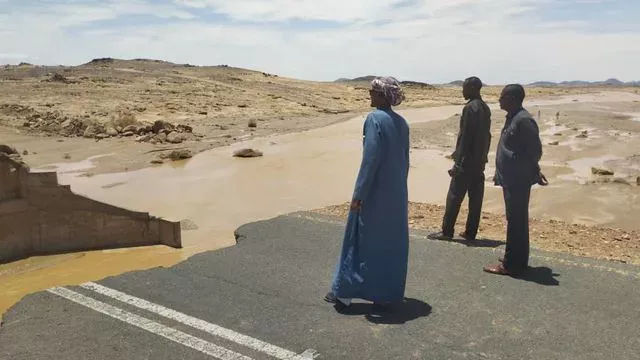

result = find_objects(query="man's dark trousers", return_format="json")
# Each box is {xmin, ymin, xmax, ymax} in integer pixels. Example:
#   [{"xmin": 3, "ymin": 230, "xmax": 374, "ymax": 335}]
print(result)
[
  {"xmin": 442, "ymin": 170, "xmax": 485, "ymax": 239},
  {"xmin": 502, "ymin": 184, "xmax": 532, "ymax": 270}
]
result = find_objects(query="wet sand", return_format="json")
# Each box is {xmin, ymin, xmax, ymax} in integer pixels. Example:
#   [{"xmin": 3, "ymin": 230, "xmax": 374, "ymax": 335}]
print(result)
[{"xmin": 2, "ymin": 91, "xmax": 639, "ymax": 315}]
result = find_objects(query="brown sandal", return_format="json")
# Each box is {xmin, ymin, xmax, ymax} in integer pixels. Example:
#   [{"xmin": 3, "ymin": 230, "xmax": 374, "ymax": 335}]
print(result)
[{"xmin": 483, "ymin": 263, "xmax": 511, "ymax": 275}]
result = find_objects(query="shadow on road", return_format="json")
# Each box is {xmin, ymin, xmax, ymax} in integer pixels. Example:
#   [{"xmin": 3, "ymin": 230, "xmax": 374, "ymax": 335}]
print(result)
[
  {"xmin": 514, "ymin": 266, "xmax": 560, "ymax": 286},
  {"xmin": 429, "ymin": 235, "xmax": 505, "ymax": 248},
  {"xmin": 335, "ymin": 298, "xmax": 432, "ymax": 325}
]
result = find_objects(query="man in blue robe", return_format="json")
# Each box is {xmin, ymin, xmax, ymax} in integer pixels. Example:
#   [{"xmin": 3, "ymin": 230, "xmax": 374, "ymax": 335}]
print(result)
[{"xmin": 325, "ymin": 77, "xmax": 410, "ymax": 311}]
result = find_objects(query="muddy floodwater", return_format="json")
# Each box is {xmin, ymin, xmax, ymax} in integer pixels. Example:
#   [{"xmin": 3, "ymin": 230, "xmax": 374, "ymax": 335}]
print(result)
[{"xmin": 2, "ymin": 92, "xmax": 640, "ymax": 315}]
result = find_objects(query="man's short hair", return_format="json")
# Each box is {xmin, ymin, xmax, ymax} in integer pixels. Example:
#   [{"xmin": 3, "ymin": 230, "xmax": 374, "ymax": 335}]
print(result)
[
  {"xmin": 503, "ymin": 84, "xmax": 526, "ymax": 103},
  {"xmin": 464, "ymin": 76, "xmax": 483, "ymax": 89}
]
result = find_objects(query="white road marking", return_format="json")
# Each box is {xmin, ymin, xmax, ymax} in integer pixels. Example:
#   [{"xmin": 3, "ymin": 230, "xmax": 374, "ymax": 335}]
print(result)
[
  {"xmin": 80, "ymin": 282, "xmax": 318, "ymax": 360},
  {"xmin": 47, "ymin": 287, "xmax": 253, "ymax": 360}
]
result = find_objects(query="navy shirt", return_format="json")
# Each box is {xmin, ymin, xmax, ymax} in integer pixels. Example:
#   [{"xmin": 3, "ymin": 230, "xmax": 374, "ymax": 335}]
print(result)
[
  {"xmin": 494, "ymin": 108, "xmax": 542, "ymax": 187},
  {"xmin": 451, "ymin": 97, "xmax": 492, "ymax": 172}
]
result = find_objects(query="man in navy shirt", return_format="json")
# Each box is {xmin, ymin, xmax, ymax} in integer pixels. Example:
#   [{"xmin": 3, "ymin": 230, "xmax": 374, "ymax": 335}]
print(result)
[{"xmin": 484, "ymin": 84, "xmax": 546, "ymax": 275}]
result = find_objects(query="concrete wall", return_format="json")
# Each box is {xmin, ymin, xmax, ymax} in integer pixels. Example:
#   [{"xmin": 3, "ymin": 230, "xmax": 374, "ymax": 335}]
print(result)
[{"xmin": 0, "ymin": 157, "xmax": 181, "ymax": 263}]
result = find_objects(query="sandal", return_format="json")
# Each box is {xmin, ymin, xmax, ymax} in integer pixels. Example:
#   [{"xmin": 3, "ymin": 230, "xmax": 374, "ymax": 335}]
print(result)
[{"xmin": 483, "ymin": 263, "xmax": 512, "ymax": 275}]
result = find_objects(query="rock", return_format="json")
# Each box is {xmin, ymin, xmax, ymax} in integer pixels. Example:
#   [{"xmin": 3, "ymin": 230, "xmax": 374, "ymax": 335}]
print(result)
[
  {"xmin": 612, "ymin": 178, "xmax": 631, "ymax": 186},
  {"xmin": 122, "ymin": 131, "xmax": 134, "ymax": 137},
  {"xmin": 548, "ymin": 141, "xmax": 560, "ymax": 146},
  {"xmin": 135, "ymin": 134, "xmax": 152, "ymax": 142},
  {"xmin": 155, "ymin": 133, "xmax": 168, "ymax": 142},
  {"xmin": 150, "ymin": 159, "xmax": 164, "ymax": 164},
  {"xmin": 169, "ymin": 150, "xmax": 192, "ymax": 161},
  {"xmin": 176, "ymin": 124, "xmax": 193, "ymax": 133},
  {"xmin": 22, "ymin": 150, "xmax": 28, "ymax": 155},
  {"xmin": 247, "ymin": 119, "xmax": 257, "ymax": 128},
  {"xmin": 198, "ymin": 111, "xmax": 208, "ymax": 115},
  {"xmin": 106, "ymin": 127, "xmax": 118, "ymax": 136},
  {"xmin": 167, "ymin": 132, "xmax": 184, "ymax": 144},
  {"xmin": 233, "ymin": 148, "xmax": 263, "ymax": 158},
  {"xmin": 152, "ymin": 120, "xmax": 174, "ymax": 134},
  {"xmin": 554, "ymin": 133, "xmax": 562, "ymax": 136},
  {"xmin": 83, "ymin": 126, "xmax": 97, "ymax": 138},
  {"xmin": 219, "ymin": 125, "xmax": 230, "ymax": 131},
  {"xmin": 122, "ymin": 125, "xmax": 137, "ymax": 133},
  {"xmin": 96, "ymin": 134, "xmax": 110, "ymax": 140},
  {"xmin": 576, "ymin": 133, "xmax": 588, "ymax": 139},
  {"xmin": 637, "ymin": 176, "xmax": 640, "ymax": 186},
  {"xmin": 591, "ymin": 167, "xmax": 614, "ymax": 176},
  {"xmin": 115, "ymin": 126, "xmax": 123, "ymax": 133},
  {"xmin": 63, "ymin": 153, "xmax": 71, "ymax": 160},
  {"xmin": 0, "ymin": 145, "xmax": 18, "ymax": 155}
]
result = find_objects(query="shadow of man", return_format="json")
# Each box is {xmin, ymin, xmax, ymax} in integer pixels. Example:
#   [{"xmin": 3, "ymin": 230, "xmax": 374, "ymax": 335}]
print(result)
[
  {"xmin": 427, "ymin": 234, "xmax": 504, "ymax": 248},
  {"xmin": 513, "ymin": 266, "xmax": 560, "ymax": 286},
  {"xmin": 335, "ymin": 298, "xmax": 432, "ymax": 325}
]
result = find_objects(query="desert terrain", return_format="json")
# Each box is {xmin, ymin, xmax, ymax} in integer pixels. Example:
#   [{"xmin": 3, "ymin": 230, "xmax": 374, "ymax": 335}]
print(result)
[
  {"xmin": 1, "ymin": 59, "xmax": 639, "ymax": 315},
  {"xmin": 1, "ymin": 58, "xmax": 605, "ymax": 174}
]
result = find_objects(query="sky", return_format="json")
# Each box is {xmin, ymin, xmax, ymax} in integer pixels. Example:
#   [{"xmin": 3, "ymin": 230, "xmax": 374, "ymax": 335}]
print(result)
[{"xmin": 0, "ymin": 0, "xmax": 638, "ymax": 84}]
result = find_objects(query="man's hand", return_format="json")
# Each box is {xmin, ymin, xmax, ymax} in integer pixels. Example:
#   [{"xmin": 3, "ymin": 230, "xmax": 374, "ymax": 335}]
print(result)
[
  {"xmin": 448, "ymin": 164, "xmax": 464, "ymax": 177},
  {"xmin": 537, "ymin": 172, "xmax": 549, "ymax": 186},
  {"xmin": 350, "ymin": 199, "xmax": 362, "ymax": 211}
]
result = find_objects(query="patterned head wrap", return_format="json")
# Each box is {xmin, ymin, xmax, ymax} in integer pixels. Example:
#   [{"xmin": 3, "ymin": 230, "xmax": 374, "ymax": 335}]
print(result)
[{"xmin": 371, "ymin": 76, "xmax": 405, "ymax": 106}]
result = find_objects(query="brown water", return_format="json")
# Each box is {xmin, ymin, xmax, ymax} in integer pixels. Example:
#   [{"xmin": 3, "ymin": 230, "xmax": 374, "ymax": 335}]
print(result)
[{"xmin": 2, "ymin": 92, "xmax": 639, "ymax": 315}]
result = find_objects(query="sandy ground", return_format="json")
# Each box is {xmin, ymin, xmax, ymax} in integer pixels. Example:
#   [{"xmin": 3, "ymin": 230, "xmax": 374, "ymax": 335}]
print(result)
[
  {"xmin": 1, "ymin": 59, "xmax": 615, "ymax": 174},
  {"xmin": 314, "ymin": 202, "xmax": 640, "ymax": 266},
  {"xmin": 1, "ymin": 60, "xmax": 639, "ymax": 315}
]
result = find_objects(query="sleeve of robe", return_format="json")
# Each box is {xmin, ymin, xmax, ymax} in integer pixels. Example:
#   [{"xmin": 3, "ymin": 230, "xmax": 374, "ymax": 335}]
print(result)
[{"xmin": 352, "ymin": 114, "xmax": 383, "ymax": 201}]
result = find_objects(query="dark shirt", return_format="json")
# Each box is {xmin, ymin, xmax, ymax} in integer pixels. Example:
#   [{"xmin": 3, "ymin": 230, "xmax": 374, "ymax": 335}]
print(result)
[
  {"xmin": 494, "ymin": 108, "xmax": 543, "ymax": 187},
  {"xmin": 452, "ymin": 97, "xmax": 492, "ymax": 172}
]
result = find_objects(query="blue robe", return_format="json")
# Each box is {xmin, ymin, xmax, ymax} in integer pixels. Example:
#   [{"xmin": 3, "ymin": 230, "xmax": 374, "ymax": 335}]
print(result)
[{"xmin": 330, "ymin": 109, "xmax": 410, "ymax": 303}]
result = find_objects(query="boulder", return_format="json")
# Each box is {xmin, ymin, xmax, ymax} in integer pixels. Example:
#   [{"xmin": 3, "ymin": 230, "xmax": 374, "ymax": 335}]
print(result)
[
  {"xmin": 167, "ymin": 132, "xmax": 184, "ymax": 144},
  {"xmin": 135, "ymin": 134, "xmax": 152, "ymax": 142},
  {"xmin": 121, "ymin": 131, "xmax": 134, "ymax": 137},
  {"xmin": 591, "ymin": 167, "xmax": 614, "ymax": 176},
  {"xmin": 122, "ymin": 125, "xmax": 137, "ymax": 133},
  {"xmin": 176, "ymin": 124, "xmax": 193, "ymax": 133},
  {"xmin": 169, "ymin": 150, "xmax": 192, "ymax": 161},
  {"xmin": 83, "ymin": 126, "xmax": 97, "ymax": 138},
  {"xmin": 233, "ymin": 148, "xmax": 263, "ymax": 158},
  {"xmin": 612, "ymin": 178, "xmax": 631, "ymax": 186},
  {"xmin": 155, "ymin": 133, "xmax": 168, "ymax": 143},
  {"xmin": 0, "ymin": 145, "xmax": 18, "ymax": 155},
  {"xmin": 106, "ymin": 127, "xmax": 118, "ymax": 136},
  {"xmin": 152, "ymin": 120, "xmax": 174, "ymax": 134}
]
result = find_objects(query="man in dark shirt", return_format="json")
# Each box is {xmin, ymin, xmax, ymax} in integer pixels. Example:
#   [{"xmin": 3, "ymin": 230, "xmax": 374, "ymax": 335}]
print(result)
[
  {"xmin": 428, "ymin": 77, "xmax": 491, "ymax": 242},
  {"xmin": 484, "ymin": 84, "xmax": 545, "ymax": 275}
]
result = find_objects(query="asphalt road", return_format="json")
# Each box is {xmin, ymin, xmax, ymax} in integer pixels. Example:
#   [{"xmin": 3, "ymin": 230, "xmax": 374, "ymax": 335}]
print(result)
[{"xmin": 2, "ymin": 212, "xmax": 639, "ymax": 359}]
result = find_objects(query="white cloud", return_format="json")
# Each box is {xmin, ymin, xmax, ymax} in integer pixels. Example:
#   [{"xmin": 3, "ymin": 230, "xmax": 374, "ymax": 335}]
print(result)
[{"xmin": 0, "ymin": 0, "xmax": 638, "ymax": 83}]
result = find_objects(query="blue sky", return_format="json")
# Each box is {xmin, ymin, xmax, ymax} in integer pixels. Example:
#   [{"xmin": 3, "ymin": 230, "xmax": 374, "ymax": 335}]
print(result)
[{"xmin": 0, "ymin": 0, "xmax": 638, "ymax": 84}]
